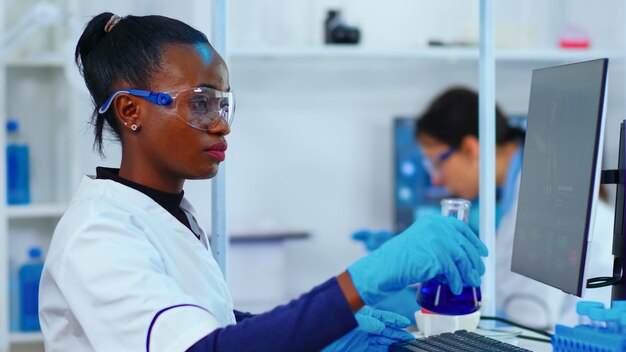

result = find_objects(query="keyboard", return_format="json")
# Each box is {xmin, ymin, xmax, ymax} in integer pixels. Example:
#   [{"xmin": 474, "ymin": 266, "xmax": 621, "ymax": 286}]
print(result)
[{"xmin": 389, "ymin": 330, "xmax": 533, "ymax": 352}]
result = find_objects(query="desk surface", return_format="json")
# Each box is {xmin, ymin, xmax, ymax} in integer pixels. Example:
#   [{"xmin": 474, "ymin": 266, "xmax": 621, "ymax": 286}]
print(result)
[
  {"xmin": 472, "ymin": 327, "xmax": 552, "ymax": 351},
  {"xmin": 516, "ymin": 335, "xmax": 551, "ymax": 351},
  {"xmin": 480, "ymin": 328, "xmax": 552, "ymax": 352},
  {"xmin": 519, "ymin": 339, "xmax": 551, "ymax": 351}
]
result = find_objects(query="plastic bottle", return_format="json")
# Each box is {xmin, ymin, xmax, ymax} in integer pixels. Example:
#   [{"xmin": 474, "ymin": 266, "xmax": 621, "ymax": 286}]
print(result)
[
  {"xmin": 19, "ymin": 246, "xmax": 44, "ymax": 331},
  {"xmin": 416, "ymin": 199, "xmax": 482, "ymax": 315},
  {"xmin": 6, "ymin": 119, "xmax": 31, "ymax": 204},
  {"xmin": 9, "ymin": 258, "xmax": 19, "ymax": 331}
]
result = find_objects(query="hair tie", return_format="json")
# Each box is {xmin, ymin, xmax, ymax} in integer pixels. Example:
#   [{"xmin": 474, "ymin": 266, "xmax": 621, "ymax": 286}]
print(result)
[{"xmin": 104, "ymin": 15, "xmax": 121, "ymax": 33}]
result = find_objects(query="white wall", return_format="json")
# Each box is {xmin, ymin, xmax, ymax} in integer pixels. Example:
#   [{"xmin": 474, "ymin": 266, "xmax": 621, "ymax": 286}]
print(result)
[{"xmin": 69, "ymin": 0, "xmax": 626, "ymax": 305}]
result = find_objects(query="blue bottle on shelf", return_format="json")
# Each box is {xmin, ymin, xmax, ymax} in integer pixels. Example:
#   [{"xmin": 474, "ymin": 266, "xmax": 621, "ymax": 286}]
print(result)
[
  {"xmin": 19, "ymin": 246, "xmax": 44, "ymax": 331},
  {"xmin": 6, "ymin": 119, "xmax": 31, "ymax": 205},
  {"xmin": 417, "ymin": 199, "xmax": 482, "ymax": 315},
  {"xmin": 9, "ymin": 258, "xmax": 19, "ymax": 331}
]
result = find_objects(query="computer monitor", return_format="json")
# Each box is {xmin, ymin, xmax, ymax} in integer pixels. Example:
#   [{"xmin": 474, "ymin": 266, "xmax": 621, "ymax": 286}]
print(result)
[
  {"xmin": 393, "ymin": 117, "xmax": 448, "ymax": 233},
  {"xmin": 511, "ymin": 59, "xmax": 610, "ymax": 297}
]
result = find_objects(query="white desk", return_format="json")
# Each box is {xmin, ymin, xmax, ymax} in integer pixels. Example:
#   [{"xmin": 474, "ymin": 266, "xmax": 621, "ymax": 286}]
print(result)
[
  {"xmin": 498, "ymin": 328, "xmax": 552, "ymax": 352},
  {"xmin": 519, "ymin": 339, "xmax": 552, "ymax": 352}
]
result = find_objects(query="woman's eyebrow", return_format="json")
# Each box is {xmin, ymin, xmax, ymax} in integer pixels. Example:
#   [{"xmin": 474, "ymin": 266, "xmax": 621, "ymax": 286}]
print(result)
[{"xmin": 198, "ymin": 83, "xmax": 231, "ymax": 92}]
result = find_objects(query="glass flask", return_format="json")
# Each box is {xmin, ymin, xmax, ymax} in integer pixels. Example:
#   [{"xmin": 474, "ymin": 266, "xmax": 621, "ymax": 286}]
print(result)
[{"xmin": 417, "ymin": 198, "xmax": 482, "ymax": 315}]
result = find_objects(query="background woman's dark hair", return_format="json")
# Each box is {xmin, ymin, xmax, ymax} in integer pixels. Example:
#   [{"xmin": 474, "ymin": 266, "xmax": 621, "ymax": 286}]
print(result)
[
  {"xmin": 75, "ymin": 12, "xmax": 211, "ymax": 155},
  {"xmin": 415, "ymin": 87, "xmax": 525, "ymax": 147}
]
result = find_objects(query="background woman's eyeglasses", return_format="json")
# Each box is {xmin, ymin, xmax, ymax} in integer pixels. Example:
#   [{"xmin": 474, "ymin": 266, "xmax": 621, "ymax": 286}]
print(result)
[{"xmin": 421, "ymin": 147, "xmax": 456, "ymax": 178}]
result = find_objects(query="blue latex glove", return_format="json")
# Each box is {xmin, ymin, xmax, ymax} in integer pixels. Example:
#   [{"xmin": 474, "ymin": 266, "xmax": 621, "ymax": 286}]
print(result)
[
  {"xmin": 373, "ymin": 287, "xmax": 420, "ymax": 324},
  {"xmin": 322, "ymin": 307, "xmax": 414, "ymax": 352},
  {"xmin": 347, "ymin": 215, "xmax": 488, "ymax": 306},
  {"xmin": 355, "ymin": 307, "xmax": 414, "ymax": 342},
  {"xmin": 352, "ymin": 229, "xmax": 394, "ymax": 251}
]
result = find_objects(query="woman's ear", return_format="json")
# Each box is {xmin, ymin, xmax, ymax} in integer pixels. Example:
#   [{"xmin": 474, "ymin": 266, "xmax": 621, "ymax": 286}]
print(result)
[
  {"xmin": 460, "ymin": 135, "xmax": 480, "ymax": 161},
  {"xmin": 113, "ymin": 93, "xmax": 142, "ymax": 132}
]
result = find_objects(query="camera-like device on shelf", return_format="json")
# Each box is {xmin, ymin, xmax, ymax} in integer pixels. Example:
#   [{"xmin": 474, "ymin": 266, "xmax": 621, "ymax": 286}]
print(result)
[{"xmin": 324, "ymin": 9, "xmax": 360, "ymax": 45}]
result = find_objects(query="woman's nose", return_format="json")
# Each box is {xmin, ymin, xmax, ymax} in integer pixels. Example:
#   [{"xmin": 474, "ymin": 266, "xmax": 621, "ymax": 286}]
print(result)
[
  {"xmin": 209, "ymin": 117, "xmax": 231, "ymax": 136},
  {"xmin": 430, "ymin": 174, "xmax": 444, "ymax": 186}
]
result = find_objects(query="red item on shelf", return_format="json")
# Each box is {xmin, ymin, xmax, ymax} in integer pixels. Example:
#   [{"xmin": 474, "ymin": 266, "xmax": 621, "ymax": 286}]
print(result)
[{"xmin": 559, "ymin": 39, "xmax": 590, "ymax": 49}]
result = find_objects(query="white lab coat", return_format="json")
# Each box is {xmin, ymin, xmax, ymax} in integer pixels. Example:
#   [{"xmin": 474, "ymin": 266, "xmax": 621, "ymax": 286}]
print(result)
[
  {"xmin": 496, "ymin": 175, "xmax": 614, "ymax": 329},
  {"xmin": 39, "ymin": 176, "xmax": 236, "ymax": 352}
]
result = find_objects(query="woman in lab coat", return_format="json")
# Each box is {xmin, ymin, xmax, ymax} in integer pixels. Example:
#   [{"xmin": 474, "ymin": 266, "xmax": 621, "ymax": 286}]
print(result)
[
  {"xmin": 416, "ymin": 87, "xmax": 614, "ymax": 329},
  {"xmin": 38, "ymin": 13, "xmax": 488, "ymax": 352}
]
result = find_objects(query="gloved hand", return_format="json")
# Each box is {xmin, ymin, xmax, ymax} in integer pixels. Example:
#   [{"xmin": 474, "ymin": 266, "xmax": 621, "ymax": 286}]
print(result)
[
  {"xmin": 352, "ymin": 229, "xmax": 394, "ymax": 252},
  {"xmin": 347, "ymin": 215, "xmax": 488, "ymax": 306},
  {"xmin": 322, "ymin": 307, "xmax": 414, "ymax": 352},
  {"xmin": 373, "ymin": 287, "xmax": 420, "ymax": 324}
]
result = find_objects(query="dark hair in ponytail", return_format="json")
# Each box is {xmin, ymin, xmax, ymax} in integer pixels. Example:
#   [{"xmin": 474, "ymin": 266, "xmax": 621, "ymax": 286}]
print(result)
[
  {"xmin": 416, "ymin": 87, "xmax": 525, "ymax": 147},
  {"xmin": 75, "ymin": 12, "xmax": 211, "ymax": 155}
]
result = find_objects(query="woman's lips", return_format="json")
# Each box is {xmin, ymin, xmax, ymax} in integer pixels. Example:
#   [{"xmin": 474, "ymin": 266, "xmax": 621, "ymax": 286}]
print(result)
[{"xmin": 206, "ymin": 142, "xmax": 227, "ymax": 161}]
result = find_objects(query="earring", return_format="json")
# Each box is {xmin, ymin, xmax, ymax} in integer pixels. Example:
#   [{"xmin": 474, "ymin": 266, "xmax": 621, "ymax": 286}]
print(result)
[
  {"xmin": 131, "ymin": 124, "xmax": 138, "ymax": 131},
  {"xmin": 124, "ymin": 122, "xmax": 128, "ymax": 126}
]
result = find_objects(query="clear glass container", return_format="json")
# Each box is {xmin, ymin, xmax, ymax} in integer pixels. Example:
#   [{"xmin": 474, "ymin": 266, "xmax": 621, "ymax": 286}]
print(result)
[
  {"xmin": 417, "ymin": 198, "xmax": 482, "ymax": 315},
  {"xmin": 441, "ymin": 198, "xmax": 471, "ymax": 223}
]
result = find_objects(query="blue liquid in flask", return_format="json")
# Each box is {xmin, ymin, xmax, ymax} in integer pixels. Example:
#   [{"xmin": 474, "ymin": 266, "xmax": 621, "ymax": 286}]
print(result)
[{"xmin": 417, "ymin": 278, "xmax": 482, "ymax": 315}]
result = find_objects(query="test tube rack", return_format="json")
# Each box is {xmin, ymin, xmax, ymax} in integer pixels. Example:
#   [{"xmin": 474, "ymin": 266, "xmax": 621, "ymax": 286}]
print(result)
[{"xmin": 552, "ymin": 324, "xmax": 626, "ymax": 352}]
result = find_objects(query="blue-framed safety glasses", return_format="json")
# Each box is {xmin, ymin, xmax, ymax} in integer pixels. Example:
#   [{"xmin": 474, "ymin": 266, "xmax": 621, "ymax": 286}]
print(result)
[
  {"xmin": 421, "ymin": 147, "xmax": 456, "ymax": 178},
  {"xmin": 98, "ymin": 87, "xmax": 235, "ymax": 131}
]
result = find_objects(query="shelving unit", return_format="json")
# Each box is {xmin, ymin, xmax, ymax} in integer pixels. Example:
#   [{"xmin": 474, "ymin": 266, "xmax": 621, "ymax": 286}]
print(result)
[
  {"xmin": 230, "ymin": 46, "xmax": 624, "ymax": 62},
  {"xmin": 8, "ymin": 332, "xmax": 43, "ymax": 345},
  {"xmin": 0, "ymin": 0, "xmax": 80, "ymax": 351},
  {"xmin": 7, "ymin": 203, "xmax": 68, "ymax": 219},
  {"xmin": 5, "ymin": 55, "xmax": 65, "ymax": 68}
]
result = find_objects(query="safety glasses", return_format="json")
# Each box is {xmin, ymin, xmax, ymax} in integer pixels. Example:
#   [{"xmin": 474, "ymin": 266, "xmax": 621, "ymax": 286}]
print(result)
[
  {"xmin": 98, "ymin": 87, "xmax": 235, "ymax": 131},
  {"xmin": 421, "ymin": 147, "xmax": 456, "ymax": 178}
]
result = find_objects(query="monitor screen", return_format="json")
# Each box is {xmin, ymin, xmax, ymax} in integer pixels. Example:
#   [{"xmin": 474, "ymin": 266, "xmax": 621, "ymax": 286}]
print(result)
[
  {"xmin": 511, "ymin": 59, "xmax": 608, "ymax": 296},
  {"xmin": 393, "ymin": 117, "xmax": 448, "ymax": 233}
]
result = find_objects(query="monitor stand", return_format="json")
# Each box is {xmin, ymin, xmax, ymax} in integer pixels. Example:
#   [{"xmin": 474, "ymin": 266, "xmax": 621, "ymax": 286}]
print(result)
[{"xmin": 587, "ymin": 120, "xmax": 626, "ymax": 301}]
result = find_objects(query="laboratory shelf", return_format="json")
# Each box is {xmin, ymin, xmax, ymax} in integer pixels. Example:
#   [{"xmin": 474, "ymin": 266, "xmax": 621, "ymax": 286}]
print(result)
[
  {"xmin": 230, "ymin": 46, "xmax": 623, "ymax": 62},
  {"xmin": 7, "ymin": 203, "xmax": 67, "ymax": 219},
  {"xmin": 9, "ymin": 332, "xmax": 44, "ymax": 344},
  {"xmin": 5, "ymin": 53, "xmax": 66, "ymax": 68},
  {"xmin": 495, "ymin": 49, "xmax": 623, "ymax": 62}
]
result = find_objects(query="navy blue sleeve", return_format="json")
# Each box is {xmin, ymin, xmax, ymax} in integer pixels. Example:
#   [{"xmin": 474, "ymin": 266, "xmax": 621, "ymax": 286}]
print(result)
[
  {"xmin": 233, "ymin": 310, "xmax": 254, "ymax": 323},
  {"xmin": 186, "ymin": 277, "xmax": 357, "ymax": 351}
]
